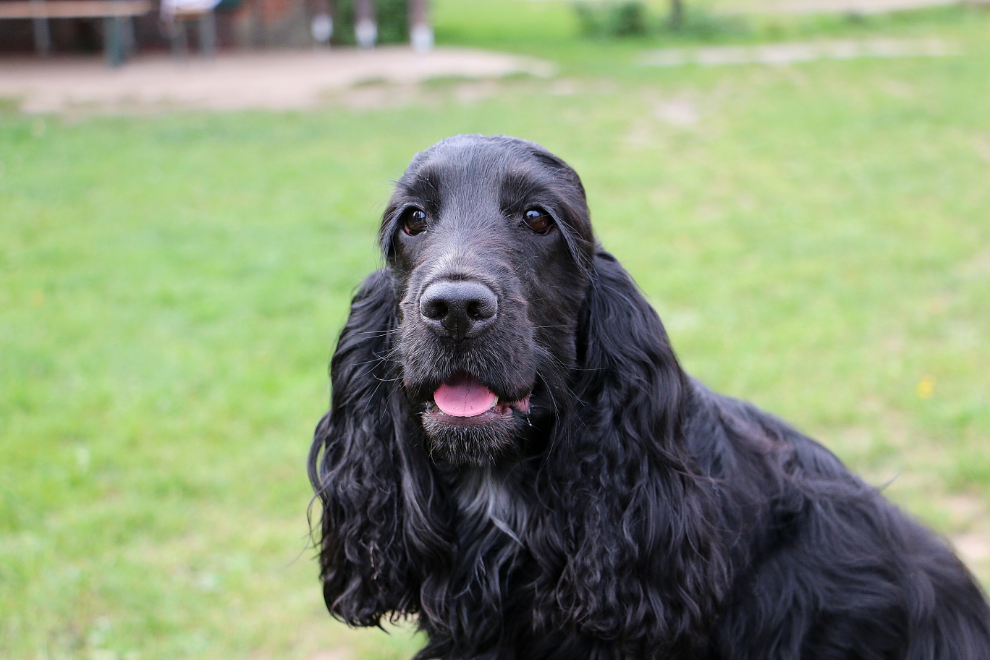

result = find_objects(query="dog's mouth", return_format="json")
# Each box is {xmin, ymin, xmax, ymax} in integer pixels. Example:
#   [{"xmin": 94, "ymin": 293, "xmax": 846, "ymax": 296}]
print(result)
[{"xmin": 424, "ymin": 372, "xmax": 531, "ymax": 426}]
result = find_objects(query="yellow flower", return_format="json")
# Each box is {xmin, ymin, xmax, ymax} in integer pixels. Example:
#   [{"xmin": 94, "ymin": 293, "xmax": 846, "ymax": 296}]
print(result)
[{"xmin": 917, "ymin": 375, "xmax": 934, "ymax": 399}]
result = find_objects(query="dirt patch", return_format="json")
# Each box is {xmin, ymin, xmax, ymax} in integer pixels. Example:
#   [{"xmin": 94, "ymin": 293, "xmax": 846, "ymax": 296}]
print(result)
[
  {"xmin": 945, "ymin": 492, "xmax": 990, "ymax": 582},
  {"xmin": 755, "ymin": 0, "xmax": 988, "ymax": 13},
  {"xmin": 0, "ymin": 47, "xmax": 554, "ymax": 114},
  {"xmin": 975, "ymin": 136, "xmax": 990, "ymax": 164},
  {"xmin": 954, "ymin": 533, "xmax": 990, "ymax": 563},
  {"xmin": 639, "ymin": 38, "xmax": 960, "ymax": 68}
]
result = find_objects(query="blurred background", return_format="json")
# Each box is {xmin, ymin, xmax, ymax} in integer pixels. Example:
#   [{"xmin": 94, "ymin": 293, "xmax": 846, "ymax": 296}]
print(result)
[{"xmin": 1, "ymin": 0, "xmax": 989, "ymax": 657}]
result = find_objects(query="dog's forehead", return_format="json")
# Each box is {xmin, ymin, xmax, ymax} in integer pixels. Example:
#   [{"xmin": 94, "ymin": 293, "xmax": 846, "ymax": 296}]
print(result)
[
  {"xmin": 414, "ymin": 135, "xmax": 554, "ymax": 170},
  {"xmin": 383, "ymin": 136, "xmax": 596, "ymax": 266},
  {"xmin": 398, "ymin": 137, "xmax": 578, "ymax": 205}
]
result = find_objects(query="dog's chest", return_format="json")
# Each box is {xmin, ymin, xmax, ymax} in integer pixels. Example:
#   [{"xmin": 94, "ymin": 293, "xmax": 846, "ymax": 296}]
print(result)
[{"xmin": 453, "ymin": 468, "xmax": 529, "ymax": 548}]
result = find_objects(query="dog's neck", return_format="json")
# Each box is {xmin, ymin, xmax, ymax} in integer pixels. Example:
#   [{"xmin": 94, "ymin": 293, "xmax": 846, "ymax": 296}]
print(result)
[{"xmin": 450, "ymin": 465, "xmax": 529, "ymax": 548}]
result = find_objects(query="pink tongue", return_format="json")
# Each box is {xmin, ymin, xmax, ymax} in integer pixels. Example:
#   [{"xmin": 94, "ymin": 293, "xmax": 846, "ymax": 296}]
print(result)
[{"xmin": 434, "ymin": 374, "xmax": 497, "ymax": 417}]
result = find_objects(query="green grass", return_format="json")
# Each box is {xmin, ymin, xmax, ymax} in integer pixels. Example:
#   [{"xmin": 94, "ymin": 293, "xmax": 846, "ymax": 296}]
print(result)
[{"xmin": 2, "ymin": 2, "xmax": 990, "ymax": 658}]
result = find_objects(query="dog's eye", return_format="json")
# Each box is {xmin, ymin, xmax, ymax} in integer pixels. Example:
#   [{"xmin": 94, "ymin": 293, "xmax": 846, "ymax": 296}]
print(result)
[
  {"xmin": 402, "ymin": 208, "xmax": 428, "ymax": 236},
  {"xmin": 523, "ymin": 209, "xmax": 554, "ymax": 235}
]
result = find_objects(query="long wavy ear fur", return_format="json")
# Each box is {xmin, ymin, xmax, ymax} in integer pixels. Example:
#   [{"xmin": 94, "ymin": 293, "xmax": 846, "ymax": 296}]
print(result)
[
  {"xmin": 308, "ymin": 269, "xmax": 454, "ymax": 628},
  {"xmin": 532, "ymin": 249, "xmax": 729, "ymax": 654}
]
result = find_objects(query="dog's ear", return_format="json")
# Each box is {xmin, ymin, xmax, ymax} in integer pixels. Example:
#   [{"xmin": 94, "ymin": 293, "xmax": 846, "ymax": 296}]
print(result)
[
  {"xmin": 533, "ymin": 249, "xmax": 728, "ymax": 654},
  {"xmin": 308, "ymin": 269, "xmax": 453, "ymax": 628},
  {"xmin": 574, "ymin": 249, "xmax": 687, "ymax": 443}
]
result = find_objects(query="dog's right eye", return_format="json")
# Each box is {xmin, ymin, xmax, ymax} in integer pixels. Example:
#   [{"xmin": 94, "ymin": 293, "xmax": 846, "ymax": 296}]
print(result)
[
  {"xmin": 523, "ymin": 208, "xmax": 554, "ymax": 235},
  {"xmin": 402, "ymin": 209, "xmax": 428, "ymax": 236}
]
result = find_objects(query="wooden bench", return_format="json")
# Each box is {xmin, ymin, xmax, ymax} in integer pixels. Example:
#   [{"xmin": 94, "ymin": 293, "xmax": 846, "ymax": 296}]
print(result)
[{"xmin": 0, "ymin": 0, "xmax": 153, "ymax": 65}]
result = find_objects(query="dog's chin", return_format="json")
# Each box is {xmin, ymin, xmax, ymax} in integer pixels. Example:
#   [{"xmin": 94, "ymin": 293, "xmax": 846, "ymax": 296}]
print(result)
[{"xmin": 420, "ymin": 406, "xmax": 525, "ymax": 467}]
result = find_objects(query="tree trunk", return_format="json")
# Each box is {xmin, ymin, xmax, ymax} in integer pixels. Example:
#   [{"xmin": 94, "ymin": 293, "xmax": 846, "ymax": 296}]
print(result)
[{"xmin": 669, "ymin": 0, "xmax": 684, "ymax": 30}]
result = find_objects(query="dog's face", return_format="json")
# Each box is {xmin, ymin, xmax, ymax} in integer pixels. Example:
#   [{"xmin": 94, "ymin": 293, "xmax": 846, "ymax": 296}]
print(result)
[{"xmin": 381, "ymin": 135, "xmax": 595, "ymax": 466}]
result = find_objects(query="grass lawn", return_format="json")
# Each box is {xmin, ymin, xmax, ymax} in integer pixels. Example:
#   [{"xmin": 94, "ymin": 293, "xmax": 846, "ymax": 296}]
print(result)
[{"xmin": 2, "ymin": 2, "xmax": 989, "ymax": 658}]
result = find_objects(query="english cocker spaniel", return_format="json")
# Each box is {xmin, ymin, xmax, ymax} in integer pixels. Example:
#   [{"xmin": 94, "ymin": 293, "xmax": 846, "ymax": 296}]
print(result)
[{"xmin": 308, "ymin": 135, "xmax": 990, "ymax": 659}]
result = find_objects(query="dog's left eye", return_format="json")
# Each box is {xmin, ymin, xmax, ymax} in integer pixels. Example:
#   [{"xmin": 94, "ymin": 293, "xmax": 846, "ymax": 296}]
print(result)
[
  {"xmin": 401, "ymin": 208, "xmax": 428, "ymax": 236},
  {"xmin": 523, "ymin": 209, "xmax": 554, "ymax": 235}
]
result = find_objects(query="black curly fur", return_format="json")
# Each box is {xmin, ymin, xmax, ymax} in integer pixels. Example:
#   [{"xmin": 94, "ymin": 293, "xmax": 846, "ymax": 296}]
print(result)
[{"xmin": 309, "ymin": 135, "xmax": 990, "ymax": 659}]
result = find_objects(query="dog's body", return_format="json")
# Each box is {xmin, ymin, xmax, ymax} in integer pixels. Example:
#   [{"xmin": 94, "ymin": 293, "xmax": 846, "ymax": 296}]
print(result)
[{"xmin": 309, "ymin": 135, "xmax": 990, "ymax": 659}]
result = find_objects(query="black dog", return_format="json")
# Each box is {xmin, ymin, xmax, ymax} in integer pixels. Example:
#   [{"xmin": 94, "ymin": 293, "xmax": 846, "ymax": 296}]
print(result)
[{"xmin": 309, "ymin": 135, "xmax": 990, "ymax": 659}]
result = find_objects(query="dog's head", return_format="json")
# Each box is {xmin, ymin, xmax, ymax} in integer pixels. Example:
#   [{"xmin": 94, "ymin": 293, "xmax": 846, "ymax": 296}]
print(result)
[
  {"xmin": 380, "ymin": 135, "xmax": 595, "ymax": 466},
  {"xmin": 313, "ymin": 135, "xmax": 720, "ymax": 644}
]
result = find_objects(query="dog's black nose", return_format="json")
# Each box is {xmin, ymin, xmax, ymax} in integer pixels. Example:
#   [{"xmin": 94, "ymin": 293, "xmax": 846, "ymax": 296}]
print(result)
[{"xmin": 420, "ymin": 280, "xmax": 498, "ymax": 340}]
